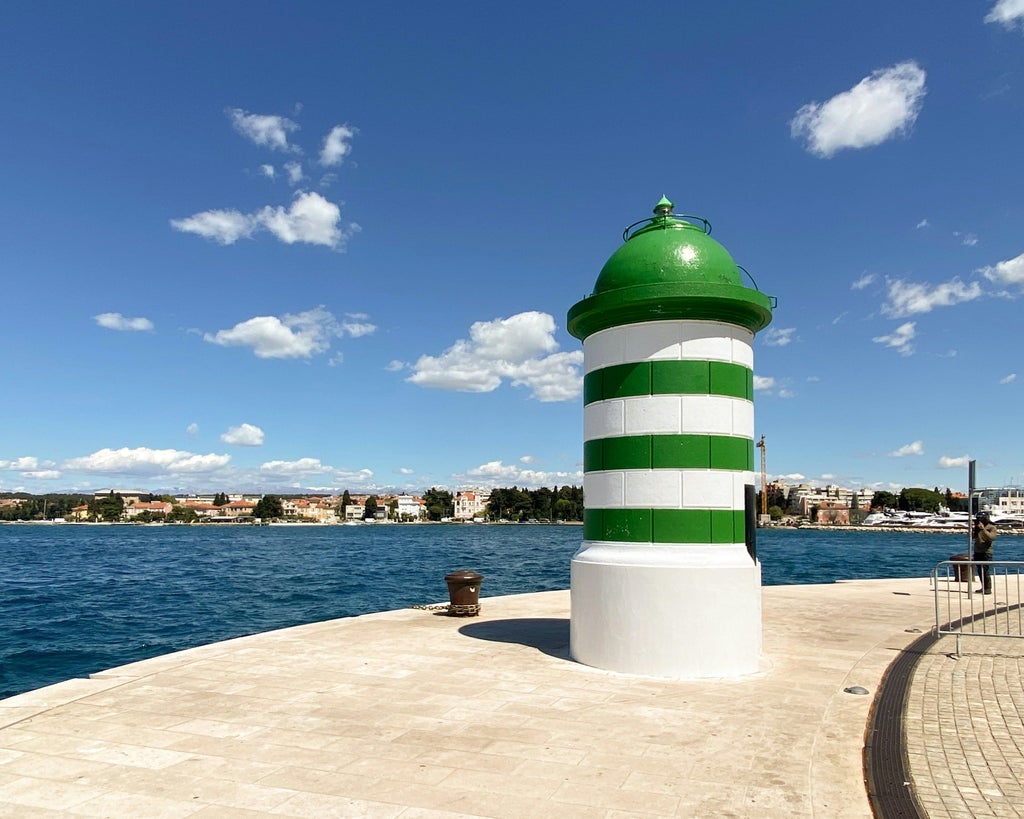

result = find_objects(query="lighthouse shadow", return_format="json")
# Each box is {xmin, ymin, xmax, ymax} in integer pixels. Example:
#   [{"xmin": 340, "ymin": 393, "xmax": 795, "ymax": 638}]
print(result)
[{"xmin": 459, "ymin": 618, "xmax": 570, "ymax": 660}]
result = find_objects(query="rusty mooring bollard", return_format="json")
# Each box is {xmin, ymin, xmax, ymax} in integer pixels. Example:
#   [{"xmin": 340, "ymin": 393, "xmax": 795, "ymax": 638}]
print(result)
[{"xmin": 444, "ymin": 569, "xmax": 483, "ymax": 616}]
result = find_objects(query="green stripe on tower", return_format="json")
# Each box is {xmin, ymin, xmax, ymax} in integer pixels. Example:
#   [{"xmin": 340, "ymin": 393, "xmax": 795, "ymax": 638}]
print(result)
[
  {"xmin": 583, "ymin": 360, "xmax": 753, "ymax": 404},
  {"xmin": 583, "ymin": 508, "xmax": 745, "ymax": 544},
  {"xmin": 584, "ymin": 434, "xmax": 753, "ymax": 472}
]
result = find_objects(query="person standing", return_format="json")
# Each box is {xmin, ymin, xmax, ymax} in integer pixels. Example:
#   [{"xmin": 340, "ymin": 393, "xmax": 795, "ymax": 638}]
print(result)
[{"xmin": 973, "ymin": 512, "xmax": 998, "ymax": 594}]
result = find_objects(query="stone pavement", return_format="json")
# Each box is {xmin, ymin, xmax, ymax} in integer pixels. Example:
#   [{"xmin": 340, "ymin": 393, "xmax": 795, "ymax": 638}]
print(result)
[
  {"xmin": 905, "ymin": 581, "xmax": 1024, "ymax": 819},
  {"xmin": 0, "ymin": 578, "xmax": 1017, "ymax": 818}
]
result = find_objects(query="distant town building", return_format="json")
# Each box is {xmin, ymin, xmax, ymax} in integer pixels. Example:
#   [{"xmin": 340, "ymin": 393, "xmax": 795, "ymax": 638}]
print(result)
[
  {"xmin": 979, "ymin": 487, "xmax": 1024, "ymax": 515},
  {"xmin": 395, "ymin": 494, "xmax": 426, "ymax": 521},
  {"xmin": 183, "ymin": 502, "xmax": 221, "ymax": 519},
  {"xmin": 125, "ymin": 501, "xmax": 173, "ymax": 518},
  {"xmin": 453, "ymin": 490, "xmax": 490, "ymax": 521},
  {"xmin": 220, "ymin": 500, "xmax": 256, "ymax": 518},
  {"xmin": 93, "ymin": 489, "xmax": 146, "ymax": 506},
  {"xmin": 783, "ymin": 483, "xmax": 873, "ymax": 515},
  {"xmin": 814, "ymin": 500, "xmax": 851, "ymax": 526}
]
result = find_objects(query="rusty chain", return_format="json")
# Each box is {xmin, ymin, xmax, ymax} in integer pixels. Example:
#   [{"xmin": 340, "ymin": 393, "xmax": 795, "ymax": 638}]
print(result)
[{"xmin": 409, "ymin": 603, "xmax": 481, "ymax": 615}]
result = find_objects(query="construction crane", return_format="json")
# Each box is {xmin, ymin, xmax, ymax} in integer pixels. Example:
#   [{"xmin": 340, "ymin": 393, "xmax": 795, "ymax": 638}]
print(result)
[{"xmin": 755, "ymin": 435, "xmax": 767, "ymax": 518}]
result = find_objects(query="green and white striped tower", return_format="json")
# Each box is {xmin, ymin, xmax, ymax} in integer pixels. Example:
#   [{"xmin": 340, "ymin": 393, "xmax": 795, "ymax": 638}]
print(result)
[{"xmin": 567, "ymin": 197, "xmax": 774, "ymax": 678}]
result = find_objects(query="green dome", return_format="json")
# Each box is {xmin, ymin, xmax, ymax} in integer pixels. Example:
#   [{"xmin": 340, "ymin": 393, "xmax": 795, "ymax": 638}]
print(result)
[
  {"xmin": 567, "ymin": 197, "xmax": 774, "ymax": 341},
  {"xmin": 594, "ymin": 217, "xmax": 742, "ymax": 293}
]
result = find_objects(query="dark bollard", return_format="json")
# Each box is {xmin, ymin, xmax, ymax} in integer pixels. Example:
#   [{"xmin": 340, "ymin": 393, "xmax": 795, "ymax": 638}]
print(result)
[
  {"xmin": 445, "ymin": 569, "xmax": 483, "ymax": 616},
  {"xmin": 950, "ymin": 553, "xmax": 973, "ymax": 583}
]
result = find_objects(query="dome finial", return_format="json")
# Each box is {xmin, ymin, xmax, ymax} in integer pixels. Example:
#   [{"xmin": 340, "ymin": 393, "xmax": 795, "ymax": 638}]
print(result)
[{"xmin": 653, "ymin": 195, "xmax": 674, "ymax": 216}]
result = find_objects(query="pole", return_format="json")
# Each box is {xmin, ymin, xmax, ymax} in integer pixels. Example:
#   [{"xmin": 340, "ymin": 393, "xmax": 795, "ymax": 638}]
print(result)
[
  {"xmin": 968, "ymin": 459, "xmax": 976, "ymax": 601},
  {"xmin": 756, "ymin": 435, "xmax": 767, "ymax": 517},
  {"xmin": 968, "ymin": 460, "xmax": 976, "ymax": 560}
]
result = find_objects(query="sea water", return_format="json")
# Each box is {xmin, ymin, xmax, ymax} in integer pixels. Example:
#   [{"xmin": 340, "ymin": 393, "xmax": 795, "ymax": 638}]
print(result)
[{"xmin": 2, "ymin": 523, "xmax": 1020, "ymax": 701}]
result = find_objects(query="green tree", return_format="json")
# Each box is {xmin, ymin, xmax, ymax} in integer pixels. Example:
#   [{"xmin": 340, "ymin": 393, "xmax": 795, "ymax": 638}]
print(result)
[
  {"xmin": 335, "ymin": 490, "xmax": 353, "ymax": 518},
  {"xmin": 422, "ymin": 487, "xmax": 453, "ymax": 521},
  {"xmin": 213, "ymin": 492, "xmax": 229, "ymax": 507},
  {"xmin": 871, "ymin": 491, "xmax": 899, "ymax": 510},
  {"xmin": 554, "ymin": 498, "xmax": 573, "ymax": 521},
  {"xmin": 254, "ymin": 495, "xmax": 283, "ymax": 520},
  {"xmin": 166, "ymin": 505, "xmax": 198, "ymax": 523},
  {"xmin": 899, "ymin": 487, "xmax": 943, "ymax": 512},
  {"xmin": 97, "ymin": 492, "xmax": 124, "ymax": 522},
  {"xmin": 364, "ymin": 496, "xmax": 379, "ymax": 520},
  {"xmin": 533, "ymin": 487, "xmax": 554, "ymax": 521},
  {"xmin": 556, "ymin": 485, "xmax": 584, "ymax": 521},
  {"xmin": 768, "ymin": 504, "xmax": 784, "ymax": 521}
]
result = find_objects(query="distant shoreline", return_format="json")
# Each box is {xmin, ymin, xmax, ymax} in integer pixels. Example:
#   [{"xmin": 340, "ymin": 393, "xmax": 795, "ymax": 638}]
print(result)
[
  {"xmin": 6, "ymin": 519, "xmax": 1023, "ymax": 535},
  {"xmin": 771, "ymin": 524, "xmax": 1024, "ymax": 536}
]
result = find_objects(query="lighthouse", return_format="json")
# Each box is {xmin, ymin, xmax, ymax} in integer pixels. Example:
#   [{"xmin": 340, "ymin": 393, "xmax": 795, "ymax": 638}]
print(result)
[{"xmin": 567, "ymin": 197, "xmax": 774, "ymax": 679}]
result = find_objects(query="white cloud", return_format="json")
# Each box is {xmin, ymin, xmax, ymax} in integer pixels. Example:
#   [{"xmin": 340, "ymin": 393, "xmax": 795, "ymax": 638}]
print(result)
[
  {"xmin": 406, "ymin": 311, "xmax": 583, "ymax": 402},
  {"xmin": 256, "ymin": 191, "xmax": 353, "ymax": 247},
  {"xmin": 319, "ymin": 125, "xmax": 357, "ymax": 166},
  {"xmin": 763, "ymin": 327, "xmax": 795, "ymax": 347},
  {"xmin": 171, "ymin": 191, "xmax": 359, "ymax": 250},
  {"xmin": 520, "ymin": 455, "xmax": 535, "ymax": 464},
  {"xmin": 753, "ymin": 375, "xmax": 775, "ymax": 391},
  {"xmin": 260, "ymin": 457, "xmax": 330, "ymax": 474},
  {"xmin": 204, "ymin": 306, "xmax": 364, "ymax": 360},
  {"xmin": 385, "ymin": 360, "xmax": 406, "ymax": 372},
  {"xmin": 22, "ymin": 470, "xmax": 60, "ymax": 480},
  {"xmin": 1000, "ymin": 373, "xmax": 1017, "ymax": 384},
  {"xmin": 985, "ymin": 0, "xmax": 1024, "ymax": 29},
  {"xmin": 220, "ymin": 423, "xmax": 265, "ymax": 447},
  {"xmin": 939, "ymin": 455, "xmax": 971, "ymax": 469},
  {"xmin": 284, "ymin": 161, "xmax": 304, "ymax": 185},
  {"xmin": 889, "ymin": 440, "xmax": 924, "ymax": 457},
  {"xmin": 461, "ymin": 460, "xmax": 582, "ymax": 490},
  {"xmin": 63, "ymin": 447, "xmax": 231, "ymax": 475},
  {"xmin": 851, "ymin": 273, "xmax": 876, "ymax": 291},
  {"xmin": 0, "ymin": 457, "xmax": 40, "ymax": 470},
  {"xmin": 505, "ymin": 352, "xmax": 587, "ymax": 402},
  {"xmin": 94, "ymin": 312, "xmax": 154, "ymax": 332},
  {"xmin": 955, "ymin": 232, "xmax": 979, "ymax": 247},
  {"xmin": 339, "ymin": 314, "xmax": 376, "ymax": 337},
  {"xmin": 186, "ymin": 422, "xmax": 199, "ymax": 438},
  {"xmin": 873, "ymin": 321, "xmax": 916, "ymax": 356},
  {"xmin": 259, "ymin": 164, "xmax": 275, "ymax": 179},
  {"xmin": 396, "ymin": 467, "xmax": 414, "ymax": 475},
  {"xmin": 257, "ymin": 458, "xmax": 374, "ymax": 486},
  {"xmin": 227, "ymin": 108, "xmax": 299, "ymax": 152},
  {"xmin": 170, "ymin": 208, "xmax": 256, "ymax": 245},
  {"xmin": 882, "ymin": 277, "xmax": 982, "ymax": 317},
  {"xmin": 916, "ymin": 219, "xmax": 930, "ymax": 229},
  {"xmin": 978, "ymin": 251, "xmax": 1024, "ymax": 288},
  {"xmin": 790, "ymin": 61, "xmax": 927, "ymax": 158}
]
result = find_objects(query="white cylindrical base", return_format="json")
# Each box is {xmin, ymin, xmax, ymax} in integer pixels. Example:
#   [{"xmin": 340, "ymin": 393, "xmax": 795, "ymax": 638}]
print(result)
[{"xmin": 570, "ymin": 541, "xmax": 761, "ymax": 679}]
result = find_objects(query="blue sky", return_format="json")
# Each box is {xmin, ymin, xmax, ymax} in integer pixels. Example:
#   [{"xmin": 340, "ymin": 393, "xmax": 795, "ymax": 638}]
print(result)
[{"xmin": 2, "ymin": 1, "xmax": 1023, "ymax": 496}]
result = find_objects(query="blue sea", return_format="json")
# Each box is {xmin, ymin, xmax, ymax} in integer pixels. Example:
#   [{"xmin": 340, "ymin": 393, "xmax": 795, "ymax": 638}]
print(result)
[{"xmin": 2, "ymin": 523, "xmax": 1020, "ymax": 701}]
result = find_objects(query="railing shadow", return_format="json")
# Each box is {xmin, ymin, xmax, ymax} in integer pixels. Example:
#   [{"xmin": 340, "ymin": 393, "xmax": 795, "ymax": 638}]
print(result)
[{"xmin": 458, "ymin": 617, "xmax": 570, "ymax": 660}]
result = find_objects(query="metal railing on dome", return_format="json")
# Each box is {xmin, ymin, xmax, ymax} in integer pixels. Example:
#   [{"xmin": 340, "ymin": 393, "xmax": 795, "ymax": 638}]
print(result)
[{"xmin": 932, "ymin": 560, "xmax": 1024, "ymax": 657}]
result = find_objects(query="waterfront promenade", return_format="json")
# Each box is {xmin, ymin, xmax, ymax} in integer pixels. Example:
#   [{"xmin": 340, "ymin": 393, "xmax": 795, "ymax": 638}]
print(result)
[{"xmin": 0, "ymin": 579, "xmax": 1021, "ymax": 817}]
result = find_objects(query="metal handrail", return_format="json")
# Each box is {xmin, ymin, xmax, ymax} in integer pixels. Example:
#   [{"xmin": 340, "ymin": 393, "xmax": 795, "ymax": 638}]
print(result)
[
  {"xmin": 932, "ymin": 560, "xmax": 1024, "ymax": 656},
  {"xmin": 622, "ymin": 214, "xmax": 712, "ymax": 242}
]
